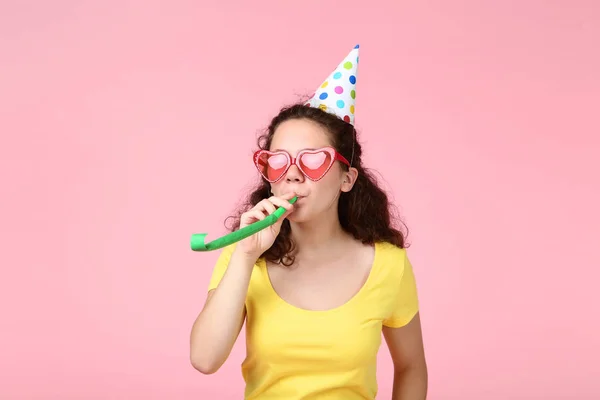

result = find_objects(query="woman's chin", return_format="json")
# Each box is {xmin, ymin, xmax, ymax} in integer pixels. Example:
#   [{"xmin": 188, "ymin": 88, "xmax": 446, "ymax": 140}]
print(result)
[
  {"xmin": 286, "ymin": 208, "xmax": 310, "ymax": 223},
  {"xmin": 286, "ymin": 213, "xmax": 303, "ymax": 223}
]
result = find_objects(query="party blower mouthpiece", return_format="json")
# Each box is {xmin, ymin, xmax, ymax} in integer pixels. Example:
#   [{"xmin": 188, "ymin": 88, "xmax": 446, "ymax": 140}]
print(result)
[{"xmin": 190, "ymin": 196, "xmax": 298, "ymax": 252}]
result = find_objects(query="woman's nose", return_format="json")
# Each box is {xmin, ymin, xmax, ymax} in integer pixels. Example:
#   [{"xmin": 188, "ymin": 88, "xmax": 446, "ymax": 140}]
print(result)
[{"xmin": 285, "ymin": 164, "xmax": 305, "ymax": 182}]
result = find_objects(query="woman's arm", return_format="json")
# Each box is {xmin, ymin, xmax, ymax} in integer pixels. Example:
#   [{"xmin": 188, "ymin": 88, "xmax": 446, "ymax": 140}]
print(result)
[
  {"xmin": 383, "ymin": 312, "xmax": 428, "ymax": 399},
  {"xmin": 189, "ymin": 249, "xmax": 257, "ymax": 374}
]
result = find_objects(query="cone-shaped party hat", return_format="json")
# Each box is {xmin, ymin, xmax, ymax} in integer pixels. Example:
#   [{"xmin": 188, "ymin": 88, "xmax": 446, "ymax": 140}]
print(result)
[{"xmin": 305, "ymin": 44, "xmax": 359, "ymax": 125}]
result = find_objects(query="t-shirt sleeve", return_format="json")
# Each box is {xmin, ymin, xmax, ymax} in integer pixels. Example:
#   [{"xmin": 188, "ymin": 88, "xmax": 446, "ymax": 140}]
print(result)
[
  {"xmin": 207, "ymin": 244, "xmax": 237, "ymax": 292},
  {"xmin": 383, "ymin": 249, "xmax": 420, "ymax": 328}
]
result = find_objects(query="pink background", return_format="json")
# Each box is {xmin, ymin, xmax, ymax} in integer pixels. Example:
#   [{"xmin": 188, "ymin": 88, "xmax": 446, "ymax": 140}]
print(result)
[{"xmin": 1, "ymin": 1, "xmax": 599, "ymax": 399}]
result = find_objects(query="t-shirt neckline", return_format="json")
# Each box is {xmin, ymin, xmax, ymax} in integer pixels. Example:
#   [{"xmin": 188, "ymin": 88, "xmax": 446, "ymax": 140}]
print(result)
[{"xmin": 259, "ymin": 241, "xmax": 380, "ymax": 314}]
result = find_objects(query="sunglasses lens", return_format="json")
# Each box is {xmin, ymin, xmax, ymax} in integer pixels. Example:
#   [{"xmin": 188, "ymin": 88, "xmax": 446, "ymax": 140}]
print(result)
[
  {"xmin": 299, "ymin": 150, "xmax": 333, "ymax": 180},
  {"xmin": 256, "ymin": 152, "xmax": 288, "ymax": 181}
]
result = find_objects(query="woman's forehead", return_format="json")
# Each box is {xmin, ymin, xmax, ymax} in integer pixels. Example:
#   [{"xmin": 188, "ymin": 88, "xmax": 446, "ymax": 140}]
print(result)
[{"xmin": 270, "ymin": 119, "xmax": 332, "ymax": 151}]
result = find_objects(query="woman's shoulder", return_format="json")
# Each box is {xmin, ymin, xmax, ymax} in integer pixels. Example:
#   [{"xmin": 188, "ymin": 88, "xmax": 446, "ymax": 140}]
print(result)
[
  {"xmin": 376, "ymin": 240, "xmax": 408, "ymax": 259},
  {"xmin": 374, "ymin": 241, "xmax": 411, "ymax": 276}
]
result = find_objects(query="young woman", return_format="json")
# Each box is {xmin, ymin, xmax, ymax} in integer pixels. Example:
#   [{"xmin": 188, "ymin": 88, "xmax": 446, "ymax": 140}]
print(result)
[{"xmin": 190, "ymin": 46, "xmax": 427, "ymax": 399}]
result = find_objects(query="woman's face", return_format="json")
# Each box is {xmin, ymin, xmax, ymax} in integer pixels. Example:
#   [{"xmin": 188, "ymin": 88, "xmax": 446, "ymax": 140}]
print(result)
[{"xmin": 267, "ymin": 118, "xmax": 353, "ymax": 223}]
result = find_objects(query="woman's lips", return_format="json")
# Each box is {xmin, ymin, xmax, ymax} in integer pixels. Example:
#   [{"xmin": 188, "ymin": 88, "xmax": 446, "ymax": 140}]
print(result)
[{"xmin": 294, "ymin": 195, "xmax": 307, "ymax": 203}]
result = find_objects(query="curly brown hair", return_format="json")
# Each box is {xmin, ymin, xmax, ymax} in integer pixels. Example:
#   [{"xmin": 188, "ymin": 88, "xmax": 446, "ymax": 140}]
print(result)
[{"xmin": 225, "ymin": 102, "xmax": 409, "ymax": 266}]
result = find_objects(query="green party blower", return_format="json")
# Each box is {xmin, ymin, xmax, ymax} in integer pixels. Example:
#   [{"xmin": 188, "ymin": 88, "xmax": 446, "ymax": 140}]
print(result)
[{"xmin": 190, "ymin": 196, "xmax": 298, "ymax": 252}]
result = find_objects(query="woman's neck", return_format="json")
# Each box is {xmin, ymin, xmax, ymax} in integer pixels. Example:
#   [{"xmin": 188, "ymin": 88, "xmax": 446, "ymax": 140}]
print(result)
[{"xmin": 289, "ymin": 211, "xmax": 352, "ymax": 261}]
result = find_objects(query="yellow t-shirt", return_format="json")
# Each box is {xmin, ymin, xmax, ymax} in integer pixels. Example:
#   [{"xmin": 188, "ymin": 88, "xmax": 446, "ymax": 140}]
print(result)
[{"xmin": 207, "ymin": 241, "xmax": 420, "ymax": 400}]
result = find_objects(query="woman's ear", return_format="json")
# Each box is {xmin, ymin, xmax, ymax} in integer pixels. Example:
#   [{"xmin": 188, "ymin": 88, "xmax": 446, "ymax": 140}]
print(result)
[{"xmin": 341, "ymin": 167, "xmax": 358, "ymax": 192}]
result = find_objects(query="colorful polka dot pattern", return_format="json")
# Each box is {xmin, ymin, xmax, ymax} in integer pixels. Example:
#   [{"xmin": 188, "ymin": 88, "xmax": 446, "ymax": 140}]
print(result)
[{"xmin": 306, "ymin": 44, "xmax": 359, "ymax": 126}]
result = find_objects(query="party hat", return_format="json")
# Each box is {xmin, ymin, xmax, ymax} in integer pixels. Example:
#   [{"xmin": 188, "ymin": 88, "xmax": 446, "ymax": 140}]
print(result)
[{"xmin": 305, "ymin": 44, "xmax": 360, "ymax": 125}]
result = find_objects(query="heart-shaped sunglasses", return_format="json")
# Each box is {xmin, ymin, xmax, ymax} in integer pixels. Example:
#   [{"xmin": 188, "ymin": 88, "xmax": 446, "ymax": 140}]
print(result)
[{"xmin": 253, "ymin": 146, "xmax": 350, "ymax": 183}]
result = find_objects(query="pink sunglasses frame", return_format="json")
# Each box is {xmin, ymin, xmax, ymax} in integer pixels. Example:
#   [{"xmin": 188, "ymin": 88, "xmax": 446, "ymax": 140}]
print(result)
[{"xmin": 253, "ymin": 146, "xmax": 351, "ymax": 183}]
